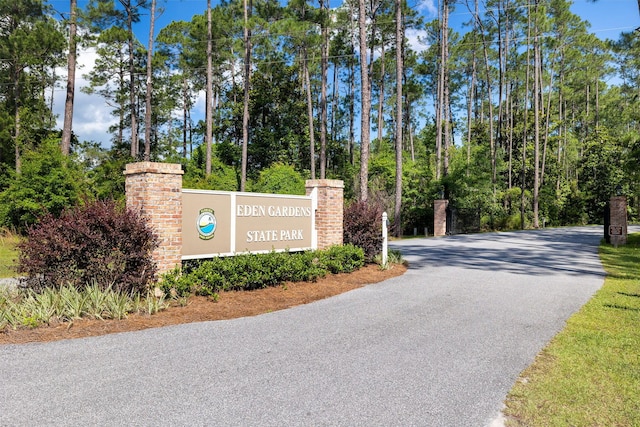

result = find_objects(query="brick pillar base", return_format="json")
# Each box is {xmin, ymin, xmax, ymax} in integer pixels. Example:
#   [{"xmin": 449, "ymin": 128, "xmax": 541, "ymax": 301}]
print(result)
[
  {"xmin": 609, "ymin": 196, "xmax": 628, "ymax": 246},
  {"xmin": 434, "ymin": 199, "xmax": 449, "ymax": 237},
  {"xmin": 306, "ymin": 180, "xmax": 344, "ymax": 249},
  {"xmin": 124, "ymin": 162, "xmax": 184, "ymax": 274}
]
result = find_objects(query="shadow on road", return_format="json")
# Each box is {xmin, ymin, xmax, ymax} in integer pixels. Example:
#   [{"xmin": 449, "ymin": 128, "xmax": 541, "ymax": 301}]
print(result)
[{"xmin": 391, "ymin": 227, "xmax": 606, "ymax": 278}]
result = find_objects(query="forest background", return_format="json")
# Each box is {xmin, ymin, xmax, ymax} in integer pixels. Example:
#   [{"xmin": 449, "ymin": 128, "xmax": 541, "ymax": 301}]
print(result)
[{"xmin": 1, "ymin": 0, "xmax": 639, "ymax": 237}]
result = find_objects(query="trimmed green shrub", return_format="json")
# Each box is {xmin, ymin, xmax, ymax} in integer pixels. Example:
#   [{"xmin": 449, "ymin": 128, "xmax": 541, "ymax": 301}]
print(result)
[
  {"xmin": 18, "ymin": 199, "xmax": 158, "ymax": 294},
  {"xmin": 160, "ymin": 245, "xmax": 365, "ymax": 297},
  {"xmin": 318, "ymin": 244, "xmax": 365, "ymax": 274},
  {"xmin": 343, "ymin": 200, "xmax": 384, "ymax": 262}
]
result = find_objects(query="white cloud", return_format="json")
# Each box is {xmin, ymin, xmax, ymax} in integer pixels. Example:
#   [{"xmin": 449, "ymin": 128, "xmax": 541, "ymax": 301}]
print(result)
[
  {"xmin": 406, "ymin": 28, "xmax": 431, "ymax": 54},
  {"xmin": 416, "ymin": 0, "xmax": 437, "ymax": 17}
]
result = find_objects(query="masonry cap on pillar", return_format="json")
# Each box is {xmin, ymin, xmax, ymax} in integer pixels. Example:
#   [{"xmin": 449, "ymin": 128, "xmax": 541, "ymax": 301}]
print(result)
[
  {"xmin": 305, "ymin": 179, "xmax": 344, "ymax": 188},
  {"xmin": 124, "ymin": 161, "xmax": 184, "ymax": 176}
]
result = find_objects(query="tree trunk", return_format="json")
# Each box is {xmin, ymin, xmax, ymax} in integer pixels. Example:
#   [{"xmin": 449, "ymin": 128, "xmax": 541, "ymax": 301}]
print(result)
[
  {"xmin": 358, "ymin": 0, "xmax": 371, "ymax": 202},
  {"xmin": 144, "ymin": 0, "xmax": 156, "ymax": 161},
  {"xmin": 320, "ymin": 0, "xmax": 329, "ymax": 179},
  {"xmin": 205, "ymin": 0, "xmax": 213, "ymax": 176},
  {"xmin": 331, "ymin": 58, "xmax": 338, "ymax": 143},
  {"xmin": 466, "ymin": 44, "xmax": 476, "ymax": 177},
  {"xmin": 435, "ymin": 0, "xmax": 444, "ymax": 181},
  {"xmin": 442, "ymin": 1, "xmax": 450, "ymax": 178},
  {"xmin": 394, "ymin": 0, "xmax": 403, "ymax": 237},
  {"xmin": 377, "ymin": 39, "xmax": 385, "ymax": 145},
  {"xmin": 182, "ymin": 75, "xmax": 188, "ymax": 158},
  {"xmin": 126, "ymin": 3, "xmax": 138, "ymax": 159},
  {"xmin": 61, "ymin": 0, "xmax": 77, "ymax": 156},
  {"xmin": 303, "ymin": 49, "xmax": 316, "ymax": 179},
  {"xmin": 533, "ymin": 0, "xmax": 540, "ymax": 229},
  {"xmin": 521, "ymin": 3, "xmax": 532, "ymax": 230},
  {"xmin": 241, "ymin": 0, "xmax": 252, "ymax": 191}
]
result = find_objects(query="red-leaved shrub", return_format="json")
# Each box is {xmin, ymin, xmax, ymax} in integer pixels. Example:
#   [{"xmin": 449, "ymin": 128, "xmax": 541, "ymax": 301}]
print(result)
[
  {"xmin": 18, "ymin": 199, "xmax": 158, "ymax": 293},
  {"xmin": 343, "ymin": 200, "xmax": 383, "ymax": 262}
]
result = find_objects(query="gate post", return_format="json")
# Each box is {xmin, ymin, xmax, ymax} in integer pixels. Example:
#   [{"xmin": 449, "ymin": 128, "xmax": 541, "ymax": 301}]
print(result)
[
  {"xmin": 306, "ymin": 179, "xmax": 344, "ymax": 249},
  {"xmin": 608, "ymin": 195, "xmax": 628, "ymax": 247},
  {"xmin": 124, "ymin": 162, "xmax": 184, "ymax": 274},
  {"xmin": 434, "ymin": 199, "xmax": 449, "ymax": 237}
]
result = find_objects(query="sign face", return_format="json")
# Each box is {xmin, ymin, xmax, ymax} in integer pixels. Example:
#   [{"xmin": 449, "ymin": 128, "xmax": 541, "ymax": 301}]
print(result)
[
  {"xmin": 183, "ymin": 192, "xmax": 233, "ymax": 257},
  {"xmin": 182, "ymin": 189, "xmax": 315, "ymax": 259},
  {"xmin": 235, "ymin": 194, "xmax": 313, "ymax": 253},
  {"xmin": 609, "ymin": 225, "xmax": 623, "ymax": 236}
]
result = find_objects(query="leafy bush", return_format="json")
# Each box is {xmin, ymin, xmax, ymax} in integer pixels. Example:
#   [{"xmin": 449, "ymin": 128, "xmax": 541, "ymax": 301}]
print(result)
[
  {"xmin": 251, "ymin": 163, "xmax": 306, "ymax": 195},
  {"xmin": 182, "ymin": 145, "xmax": 238, "ymax": 191},
  {"xmin": 18, "ymin": 199, "xmax": 158, "ymax": 294},
  {"xmin": 318, "ymin": 244, "xmax": 365, "ymax": 274},
  {"xmin": 343, "ymin": 200, "xmax": 384, "ymax": 261},
  {"xmin": 0, "ymin": 138, "xmax": 86, "ymax": 232},
  {"xmin": 161, "ymin": 245, "xmax": 365, "ymax": 297}
]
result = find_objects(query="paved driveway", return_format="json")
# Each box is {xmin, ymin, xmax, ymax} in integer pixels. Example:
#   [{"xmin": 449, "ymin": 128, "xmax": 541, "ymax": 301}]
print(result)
[{"xmin": 0, "ymin": 227, "xmax": 610, "ymax": 426}]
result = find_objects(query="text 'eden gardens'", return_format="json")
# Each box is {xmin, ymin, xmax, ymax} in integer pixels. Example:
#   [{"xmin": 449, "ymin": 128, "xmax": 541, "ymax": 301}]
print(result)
[
  {"xmin": 237, "ymin": 204, "xmax": 312, "ymax": 243},
  {"xmin": 236, "ymin": 205, "xmax": 312, "ymax": 218}
]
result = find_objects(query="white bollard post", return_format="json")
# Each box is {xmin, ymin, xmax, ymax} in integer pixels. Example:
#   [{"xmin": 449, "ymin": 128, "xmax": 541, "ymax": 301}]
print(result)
[{"xmin": 382, "ymin": 212, "xmax": 388, "ymax": 266}]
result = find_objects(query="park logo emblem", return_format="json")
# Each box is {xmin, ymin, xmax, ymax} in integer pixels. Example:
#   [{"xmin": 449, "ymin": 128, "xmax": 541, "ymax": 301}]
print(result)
[{"xmin": 197, "ymin": 208, "xmax": 217, "ymax": 240}]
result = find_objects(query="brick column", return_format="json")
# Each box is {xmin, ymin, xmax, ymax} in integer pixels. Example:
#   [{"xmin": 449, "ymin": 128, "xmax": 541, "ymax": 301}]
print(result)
[
  {"xmin": 306, "ymin": 179, "xmax": 344, "ymax": 249},
  {"xmin": 124, "ymin": 162, "xmax": 184, "ymax": 274},
  {"xmin": 609, "ymin": 196, "xmax": 628, "ymax": 246},
  {"xmin": 434, "ymin": 199, "xmax": 449, "ymax": 237}
]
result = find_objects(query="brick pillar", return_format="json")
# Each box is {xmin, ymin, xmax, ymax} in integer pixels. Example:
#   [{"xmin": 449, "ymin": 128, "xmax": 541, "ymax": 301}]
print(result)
[
  {"xmin": 609, "ymin": 196, "xmax": 628, "ymax": 246},
  {"xmin": 306, "ymin": 179, "xmax": 344, "ymax": 249},
  {"xmin": 434, "ymin": 199, "xmax": 449, "ymax": 237},
  {"xmin": 124, "ymin": 162, "xmax": 184, "ymax": 274}
]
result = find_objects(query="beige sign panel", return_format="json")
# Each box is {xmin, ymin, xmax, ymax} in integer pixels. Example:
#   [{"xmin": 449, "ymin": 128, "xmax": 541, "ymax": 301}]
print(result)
[
  {"xmin": 183, "ymin": 191, "xmax": 233, "ymax": 257},
  {"xmin": 235, "ymin": 194, "xmax": 313, "ymax": 253},
  {"xmin": 182, "ymin": 189, "xmax": 315, "ymax": 259}
]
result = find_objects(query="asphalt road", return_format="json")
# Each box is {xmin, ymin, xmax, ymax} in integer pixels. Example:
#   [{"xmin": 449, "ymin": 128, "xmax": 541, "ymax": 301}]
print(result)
[{"xmin": 0, "ymin": 226, "xmax": 612, "ymax": 426}]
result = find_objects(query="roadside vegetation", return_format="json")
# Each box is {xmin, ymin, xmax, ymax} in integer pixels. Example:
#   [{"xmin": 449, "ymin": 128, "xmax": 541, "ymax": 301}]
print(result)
[
  {"xmin": 0, "ymin": 230, "xmax": 19, "ymax": 279},
  {"xmin": 504, "ymin": 233, "xmax": 640, "ymax": 426},
  {"xmin": 0, "ymin": 196, "xmax": 398, "ymax": 333}
]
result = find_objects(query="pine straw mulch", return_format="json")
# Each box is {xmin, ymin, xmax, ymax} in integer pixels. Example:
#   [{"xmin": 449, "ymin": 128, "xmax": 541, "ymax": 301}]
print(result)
[{"xmin": 0, "ymin": 263, "xmax": 406, "ymax": 345}]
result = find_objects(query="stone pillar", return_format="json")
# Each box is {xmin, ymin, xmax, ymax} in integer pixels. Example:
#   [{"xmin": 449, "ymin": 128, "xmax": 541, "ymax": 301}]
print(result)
[
  {"xmin": 609, "ymin": 196, "xmax": 628, "ymax": 247},
  {"xmin": 306, "ymin": 179, "xmax": 344, "ymax": 249},
  {"xmin": 124, "ymin": 162, "xmax": 184, "ymax": 274},
  {"xmin": 434, "ymin": 199, "xmax": 449, "ymax": 237}
]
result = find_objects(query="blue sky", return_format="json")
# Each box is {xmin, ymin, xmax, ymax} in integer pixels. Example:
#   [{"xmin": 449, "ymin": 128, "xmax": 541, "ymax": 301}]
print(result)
[{"xmin": 49, "ymin": 0, "xmax": 640, "ymax": 147}]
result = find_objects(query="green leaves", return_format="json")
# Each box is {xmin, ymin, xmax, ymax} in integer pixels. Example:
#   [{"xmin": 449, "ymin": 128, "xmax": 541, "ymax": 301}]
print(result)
[{"xmin": 160, "ymin": 245, "xmax": 365, "ymax": 297}]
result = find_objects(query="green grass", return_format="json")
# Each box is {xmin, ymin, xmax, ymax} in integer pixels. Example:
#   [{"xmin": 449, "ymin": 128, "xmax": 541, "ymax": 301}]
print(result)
[
  {"xmin": 0, "ymin": 231, "xmax": 19, "ymax": 278},
  {"xmin": 503, "ymin": 233, "xmax": 640, "ymax": 426}
]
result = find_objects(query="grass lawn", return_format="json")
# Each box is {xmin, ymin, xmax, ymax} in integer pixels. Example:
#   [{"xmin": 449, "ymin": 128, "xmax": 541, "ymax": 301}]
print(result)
[
  {"xmin": 0, "ymin": 231, "xmax": 19, "ymax": 278},
  {"xmin": 503, "ymin": 233, "xmax": 640, "ymax": 426}
]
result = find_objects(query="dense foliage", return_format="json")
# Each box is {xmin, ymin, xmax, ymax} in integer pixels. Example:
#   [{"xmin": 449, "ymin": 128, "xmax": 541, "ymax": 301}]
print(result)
[
  {"xmin": 343, "ymin": 201, "xmax": 384, "ymax": 261},
  {"xmin": 0, "ymin": 139, "xmax": 86, "ymax": 232},
  {"xmin": 160, "ymin": 244, "xmax": 365, "ymax": 297},
  {"xmin": 1, "ymin": 0, "xmax": 639, "ymax": 234},
  {"xmin": 18, "ymin": 200, "xmax": 158, "ymax": 293}
]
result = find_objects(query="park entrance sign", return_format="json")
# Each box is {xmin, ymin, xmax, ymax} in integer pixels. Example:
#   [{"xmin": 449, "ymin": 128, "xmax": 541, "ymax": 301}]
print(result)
[
  {"xmin": 182, "ymin": 189, "xmax": 316, "ymax": 259},
  {"xmin": 124, "ymin": 162, "xmax": 343, "ymax": 274}
]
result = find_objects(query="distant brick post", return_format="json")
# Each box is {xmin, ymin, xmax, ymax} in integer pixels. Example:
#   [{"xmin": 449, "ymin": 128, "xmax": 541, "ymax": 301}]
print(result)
[
  {"xmin": 306, "ymin": 179, "xmax": 344, "ymax": 249},
  {"xmin": 434, "ymin": 199, "xmax": 449, "ymax": 237},
  {"xmin": 124, "ymin": 162, "xmax": 184, "ymax": 274},
  {"xmin": 608, "ymin": 196, "xmax": 628, "ymax": 247}
]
